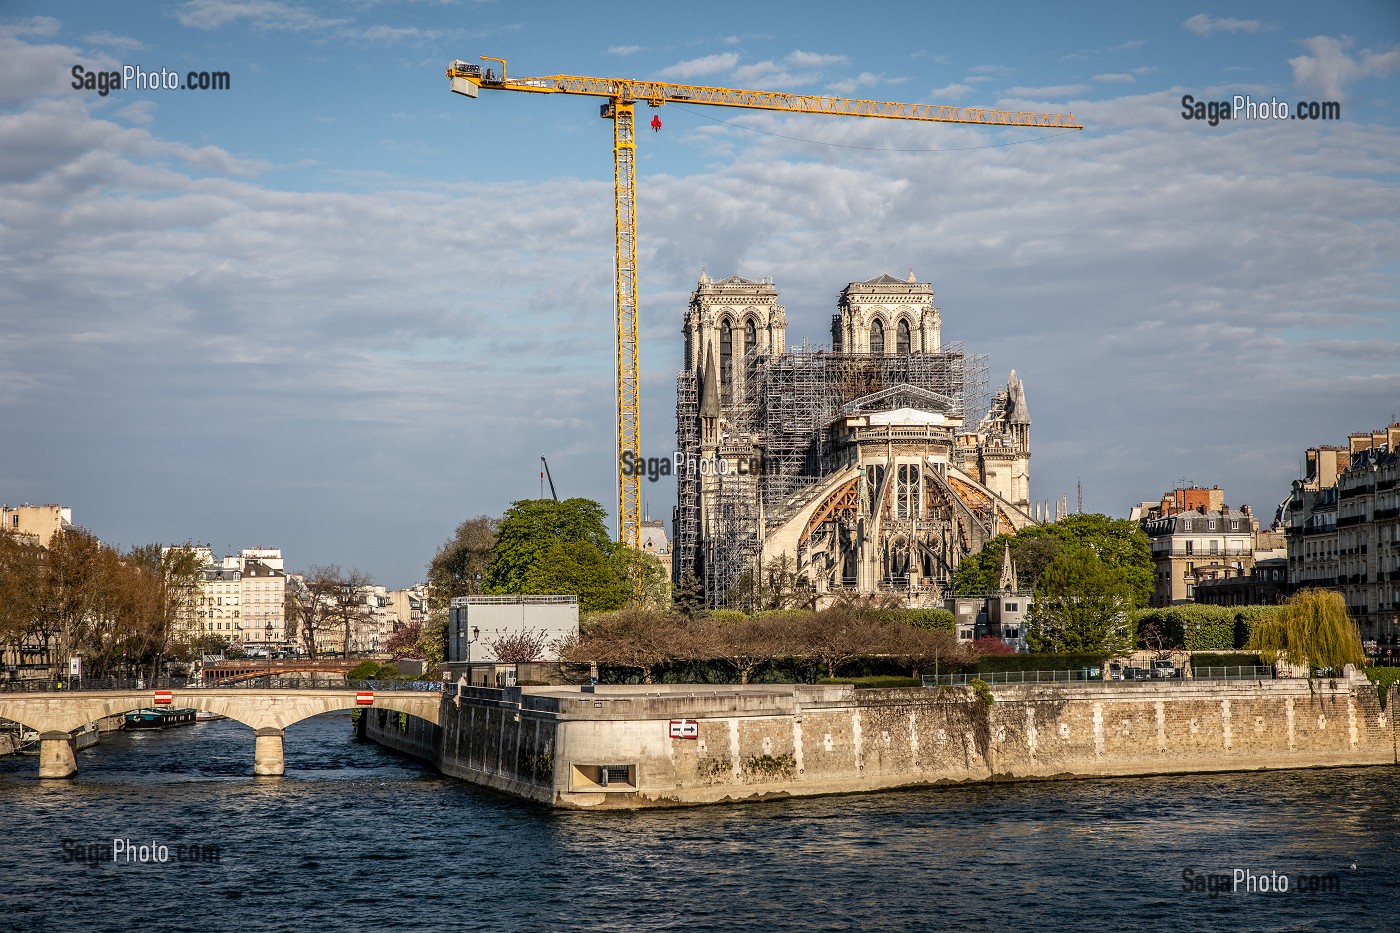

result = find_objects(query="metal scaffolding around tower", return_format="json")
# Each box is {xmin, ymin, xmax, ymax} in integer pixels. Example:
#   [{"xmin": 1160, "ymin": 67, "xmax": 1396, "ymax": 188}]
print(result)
[{"xmin": 672, "ymin": 369, "xmax": 700, "ymax": 584}]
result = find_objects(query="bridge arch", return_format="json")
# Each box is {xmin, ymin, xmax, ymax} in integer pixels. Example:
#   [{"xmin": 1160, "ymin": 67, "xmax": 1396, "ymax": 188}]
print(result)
[{"xmin": 0, "ymin": 689, "xmax": 443, "ymax": 779}]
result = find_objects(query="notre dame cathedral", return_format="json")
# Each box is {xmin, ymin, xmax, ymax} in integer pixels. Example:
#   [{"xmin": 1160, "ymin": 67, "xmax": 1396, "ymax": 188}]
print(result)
[{"xmin": 672, "ymin": 270, "xmax": 1038, "ymax": 608}]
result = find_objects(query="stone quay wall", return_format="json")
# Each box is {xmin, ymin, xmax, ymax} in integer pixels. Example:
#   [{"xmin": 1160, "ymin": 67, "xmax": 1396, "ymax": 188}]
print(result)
[{"xmin": 365, "ymin": 679, "xmax": 1398, "ymax": 809}]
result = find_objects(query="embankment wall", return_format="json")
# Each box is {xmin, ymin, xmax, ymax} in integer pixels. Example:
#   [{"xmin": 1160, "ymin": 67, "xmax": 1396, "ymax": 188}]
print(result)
[{"xmin": 366, "ymin": 679, "xmax": 1398, "ymax": 809}]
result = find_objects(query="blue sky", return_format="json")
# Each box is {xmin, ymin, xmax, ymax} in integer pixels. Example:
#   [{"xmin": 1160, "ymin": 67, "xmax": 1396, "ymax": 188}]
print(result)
[{"xmin": 1, "ymin": 1, "xmax": 1398, "ymax": 587}]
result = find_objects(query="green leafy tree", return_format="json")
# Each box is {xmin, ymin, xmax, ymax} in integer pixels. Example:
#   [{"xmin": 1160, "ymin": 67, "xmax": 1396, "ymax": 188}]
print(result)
[
  {"xmin": 1026, "ymin": 546, "xmax": 1136, "ymax": 656},
  {"xmin": 614, "ymin": 547, "xmax": 671, "ymax": 610},
  {"xmin": 520, "ymin": 539, "xmax": 626, "ymax": 612},
  {"xmin": 955, "ymin": 513, "xmax": 1154, "ymax": 608},
  {"xmin": 486, "ymin": 498, "xmax": 615, "ymax": 593},
  {"xmin": 1247, "ymin": 589, "xmax": 1367, "ymax": 674}
]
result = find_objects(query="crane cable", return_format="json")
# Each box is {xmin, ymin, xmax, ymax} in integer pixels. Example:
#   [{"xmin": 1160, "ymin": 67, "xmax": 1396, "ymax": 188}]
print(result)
[{"xmin": 670, "ymin": 103, "xmax": 1081, "ymax": 152}]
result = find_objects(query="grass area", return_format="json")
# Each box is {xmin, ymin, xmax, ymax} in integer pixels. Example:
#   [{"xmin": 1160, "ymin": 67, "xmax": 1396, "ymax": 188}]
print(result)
[{"xmin": 816, "ymin": 675, "xmax": 921, "ymax": 689}]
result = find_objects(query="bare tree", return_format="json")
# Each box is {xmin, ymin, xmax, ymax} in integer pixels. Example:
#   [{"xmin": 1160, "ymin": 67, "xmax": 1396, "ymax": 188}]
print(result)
[
  {"xmin": 565, "ymin": 608, "xmax": 681, "ymax": 684},
  {"xmin": 301, "ymin": 564, "xmax": 374, "ymax": 657},
  {"xmin": 487, "ymin": 628, "xmax": 550, "ymax": 684}
]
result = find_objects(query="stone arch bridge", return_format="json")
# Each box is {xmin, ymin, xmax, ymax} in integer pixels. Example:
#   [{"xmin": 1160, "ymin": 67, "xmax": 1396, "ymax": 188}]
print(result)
[{"xmin": 0, "ymin": 688, "xmax": 443, "ymax": 779}]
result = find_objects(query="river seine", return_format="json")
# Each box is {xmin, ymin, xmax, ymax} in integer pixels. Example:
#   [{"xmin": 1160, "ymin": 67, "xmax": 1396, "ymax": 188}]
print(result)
[{"xmin": 1, "ymin": 711, "xmax": 1395, "ymax": 932}]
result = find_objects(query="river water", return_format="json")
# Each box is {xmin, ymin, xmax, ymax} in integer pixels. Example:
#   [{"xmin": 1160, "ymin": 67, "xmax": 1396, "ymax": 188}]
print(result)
[{"xmin": 0, "ymin": 712, "xmax": 1395, "ymax": 932}]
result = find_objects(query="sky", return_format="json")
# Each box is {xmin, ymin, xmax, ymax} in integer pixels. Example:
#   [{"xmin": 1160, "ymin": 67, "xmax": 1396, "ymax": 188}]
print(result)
[{"xmin": 1, "ymin": 1, "xmax": 1398, "ymax": 588}]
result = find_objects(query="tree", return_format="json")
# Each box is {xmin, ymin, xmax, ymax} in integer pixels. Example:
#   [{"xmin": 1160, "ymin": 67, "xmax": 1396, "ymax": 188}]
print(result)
[
  {"xmin": 0, "ymin": 531, "xmax": 44, "ymax": 660},
  {"xmin": 384, "ymin": 620, "xmax": 425, "ymax": 660},
  {"xmin": 487, "ymin": 627, "xmax": 551, "ymax": 684},
  {"xmin": 1026, "ymin": 546, "xmax": 1136, "ymax": 656},
  {"xmin": 955, "ymin": 513, "xmax": 1154, "ymax": 608},
  {"xmin": 672, "ymin": 570, "xmax": 706, "ymax": 618},
  {"xmin": 614, "ymin": 547, "xmax": 671, "ymax": 610},
  {"xmin": 301, "ymin": 565, "xmax": 374, "ymax": 657},
  {"xmin": 285, "ymin": 575, "xmax": 334, "ymax": 658},
  {"xmin": 727, "ymin": 554, "xmax": 814, "ymax": 612},
  {"xmin": 521, "ymin": 539, "xmax": 626, "ymax": 612},
  {"xmin": 803, "ymin": 606, "xmax": 885, "ymax": 679},
  {"xmin": 1247, "ymin": 589, "xmax": 1367, "ymax": 675},
  {"xmin": 698, "ymin": 613, "xmax": 800, "ymax": 685},
  {"xmin": 565, "ymin": 608, "xmax": 681, "ymax": 684},
  {"xmin": 487, "ymin": 498, "xmax": 615, "ymax": 594}
]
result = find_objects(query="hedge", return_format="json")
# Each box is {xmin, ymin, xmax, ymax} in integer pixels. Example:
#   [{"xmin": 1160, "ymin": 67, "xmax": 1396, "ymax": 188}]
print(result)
[{"xmin": 1134, "ymin": 605, "xmax": 1282, "ymax": 651}]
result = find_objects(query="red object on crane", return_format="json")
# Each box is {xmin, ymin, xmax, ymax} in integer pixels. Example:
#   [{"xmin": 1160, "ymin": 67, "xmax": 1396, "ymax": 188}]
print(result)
[{"xmin": 650, "ymin": 114, "xmax": 661, "ymax": 132}]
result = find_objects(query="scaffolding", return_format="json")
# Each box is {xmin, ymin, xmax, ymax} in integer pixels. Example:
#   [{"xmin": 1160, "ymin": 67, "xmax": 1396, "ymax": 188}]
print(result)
[
  {"xmin": 702, "ymin": 473, "xmax": 761, "ymax": 609},
  {"xmin": 755, "ymin": 344, "xmax": 987, "ymax": 523},
  {"xmin": 674, "ymin": 337, "xmax": 990, "ymax": 607},
  {"xmin": 673, "ymin": 370, "xmax": 699, "ymax": 581}
]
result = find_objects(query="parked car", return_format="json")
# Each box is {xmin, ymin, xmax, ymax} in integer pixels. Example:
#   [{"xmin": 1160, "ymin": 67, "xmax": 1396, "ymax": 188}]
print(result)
[
  {"xmin": 1151, "ymin": 659, "xmax": 1179, "ymax": 679},
  {"xmin": 1107, "ymin": 662, "xmax": 1125, "ymax": 681},
  {"xmin": 1126, "ymin": 667, "xmax": 1151, "ymax": 681}
]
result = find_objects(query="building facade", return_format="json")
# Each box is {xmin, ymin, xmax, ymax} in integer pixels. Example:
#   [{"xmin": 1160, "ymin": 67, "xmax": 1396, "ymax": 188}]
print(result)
[
  {"xmin": 190, "ymin": 547, "xmax": 287, "ymax": 649},
  {"xmin": 1283, "ymin": 425, "xmax": 1400, "ymax": 650},
  {"xmin": 673, "ymin": 271, "xmax": 1036, "ymax": 609},
  {"xmin": 1137, "ymin": 487, "xmax": 1261, "ymax": 607},
  {"xmin": 0, "ymin": 504, "xmax": 74, "ymax": 547}
]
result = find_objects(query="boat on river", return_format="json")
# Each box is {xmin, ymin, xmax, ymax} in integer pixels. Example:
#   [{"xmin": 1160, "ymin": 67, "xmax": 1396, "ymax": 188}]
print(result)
[
  {"xmin": 195, "ymin": 710, "xmax": 227, "ymax": 722},
  {"xmin": 123, "ymin": 707, "xmax": 198, "ymax": 730}
]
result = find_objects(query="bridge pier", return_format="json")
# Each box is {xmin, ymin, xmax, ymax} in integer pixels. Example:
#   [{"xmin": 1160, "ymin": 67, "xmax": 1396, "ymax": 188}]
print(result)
[
  {"xmin": 38, "ymin": 731, "xmax": 77, "ymax": 779},
  {"xmin": 254, "ymin": 728, "xmax": 285, "ymax": 776}
]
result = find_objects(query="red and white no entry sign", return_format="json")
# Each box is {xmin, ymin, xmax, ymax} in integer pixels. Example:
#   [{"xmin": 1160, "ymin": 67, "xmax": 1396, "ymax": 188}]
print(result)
[
  {"xmin": 356, "ymin": 691, "xmax": 375, "ymax": 706},
  {"xmin": 153, "ymin": 690, "xmax": 173, "ymax": 705}
]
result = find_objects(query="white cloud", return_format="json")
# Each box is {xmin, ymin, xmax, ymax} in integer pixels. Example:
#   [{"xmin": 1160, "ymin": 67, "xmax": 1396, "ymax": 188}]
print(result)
[
  {"xmin": 1183, "ymin": 14, "xmax": 1275, "ymax": 36},
  {"xmin": 657, "ymin": 52, "xmax": 739, "ymax": 80},
  {"xmin": 343, "ymin": 24, "xmax": 443, "ymax": 43},
  {"xmin": 786, "ymin": 50, "xmax": 847, "ymax": 69},
  {"xmin": 1290, "ymin": 35, "xmax": 1400, "ymax": 101},
  {"xmin": 1093, "ymin": 73, "xmax": 1135, "ymax": 83},
  {"xmin": 930, "ymin": 82, "xmax": 973, "ymax": 101},
  {"xmin": 0, "ymin": 15, "xmax": 60, "ymax": 38},
  {"xmin": 83, "ymin": 31, "xmax": 147, "ymax": 51},
  {"xmin": 1003, "ymin": 84, "xmax": 1091, "ymax": 98},
  {"xmin": 175, "ymin": 0, "xmax": 348, "ymax": 31},
  {"xmin": 607, "ymin": 44, "xmax": 642, "ymax": 56}
]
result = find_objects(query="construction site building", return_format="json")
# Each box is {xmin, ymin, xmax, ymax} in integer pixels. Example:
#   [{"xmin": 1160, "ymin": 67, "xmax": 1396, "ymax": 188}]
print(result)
[{"xmin": 673, "ymin": 271, "xmax": 1037, "ymax": 608}]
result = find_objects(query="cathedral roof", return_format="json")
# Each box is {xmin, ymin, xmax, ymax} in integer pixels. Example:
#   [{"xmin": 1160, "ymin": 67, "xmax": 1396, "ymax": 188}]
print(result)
[
  {"xmin": 839, "ymin": 382, "xmax": 959, "ymax": 418},
  {"xmin": 860, "ymin": 273, "xmax": 912, "ymax": 285},
  {"xmin": 714, "ymin": 274, "xmax": 764, "ymax": 286}
]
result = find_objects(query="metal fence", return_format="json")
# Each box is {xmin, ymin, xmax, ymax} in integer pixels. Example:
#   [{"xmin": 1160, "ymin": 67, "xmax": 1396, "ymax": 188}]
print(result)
[
  {"xmin": 922, "ymin": 669, "xmax": 1104, "ymax": 687},
  {"xmin": 0, "ymin": 677, "xmax": 443, "ymax": 694},
  {"xmin": 1190, "ymin": 666, "xmax": 1276, "ymax": 680}
]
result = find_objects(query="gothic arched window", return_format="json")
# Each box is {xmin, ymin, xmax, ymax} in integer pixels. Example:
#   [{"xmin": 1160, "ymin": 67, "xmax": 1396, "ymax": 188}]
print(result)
[
  {"xmin": 896, "ymin": 318, "xmax": 911, "ymax": 354},
  {"xmin": 870, "ymin": 318, "xmax": 885, "ymax": 354},
  {"xmin": 744, "ymin": 319, "xmax": 757, "ymax": 358},
  {"xmin": 720, "ymin": 321, "xmax": 733, "ymax": 385}
]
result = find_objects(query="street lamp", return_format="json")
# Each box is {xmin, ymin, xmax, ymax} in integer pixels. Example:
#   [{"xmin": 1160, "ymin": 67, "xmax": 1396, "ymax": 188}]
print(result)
[{"xmin": 459, "ymin": 624, "xmax": 480, "ymax": 689}]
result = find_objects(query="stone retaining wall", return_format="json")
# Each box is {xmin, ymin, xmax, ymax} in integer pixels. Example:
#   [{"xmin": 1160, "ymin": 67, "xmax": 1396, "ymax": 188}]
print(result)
[{"xmin": 367, "ymin": 679, "xmax": 1398, "ymax": 809}]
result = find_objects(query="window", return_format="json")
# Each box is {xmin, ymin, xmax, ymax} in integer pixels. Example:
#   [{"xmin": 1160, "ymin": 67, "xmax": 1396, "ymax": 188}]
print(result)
[
  {"xmin": 870, "ymin": 318, "xmax": 885, "ymax": 354},
  {"xmin": 1005, "ymin": 603, "xmax": 1018, "ymax": 612},
  {"xmin": 744, "ymin": 319, "xmax": 757, "ymax": 358},
  {"xmin": 720, "ymin": 321, "xmax": 733, "ymax": 385},
  {"xmin": 896, "ymin": 318, "xmax": 911, "ymax": 354},
  {"xmin": 1186, "ymin": 541, "xmax": 1194, "ymax": 555}
]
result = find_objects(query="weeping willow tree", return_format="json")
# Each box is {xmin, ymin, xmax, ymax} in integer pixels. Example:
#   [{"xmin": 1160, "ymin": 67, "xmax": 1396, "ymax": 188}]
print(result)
[{"xmin": 1246, "ymin": 589, "xmax": 1367, "ymax": 674}]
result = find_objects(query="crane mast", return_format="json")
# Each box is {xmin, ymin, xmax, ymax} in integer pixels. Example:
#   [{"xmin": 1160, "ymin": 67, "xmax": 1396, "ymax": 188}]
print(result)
[{"xmin": 447, "ymin": 58, "xmax": 1082, "ymax": 556}]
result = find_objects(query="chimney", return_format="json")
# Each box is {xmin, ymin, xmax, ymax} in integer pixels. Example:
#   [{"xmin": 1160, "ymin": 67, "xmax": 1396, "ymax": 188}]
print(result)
[{"xmin": 1349, "ymin": 432, "xmax": 1372, "ymax": 455}]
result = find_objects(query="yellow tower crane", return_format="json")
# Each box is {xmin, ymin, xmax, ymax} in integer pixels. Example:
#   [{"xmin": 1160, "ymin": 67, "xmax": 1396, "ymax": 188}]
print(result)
[{"xmin": 446, "ymin": 57, "xmax": 1083, "ymax": 554}]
